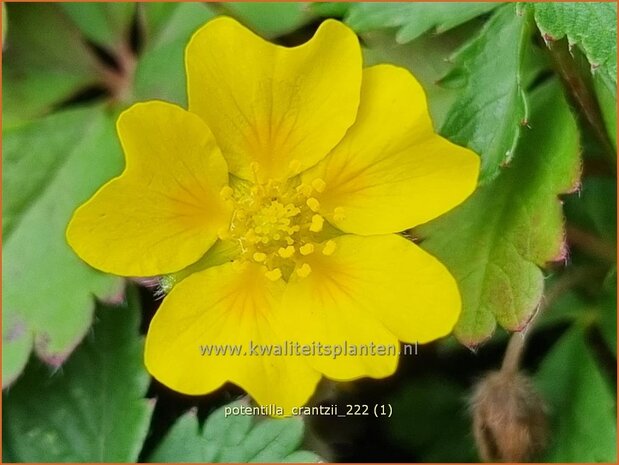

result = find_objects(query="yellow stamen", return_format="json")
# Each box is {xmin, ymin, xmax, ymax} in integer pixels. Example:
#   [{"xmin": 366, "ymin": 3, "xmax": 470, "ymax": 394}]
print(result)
[
  {"xmin": 220, "ymin": 185, "xmax": 234, "ymax": 200},
  {"xmin": 226, "ymin": 178, "xmax": 338, "ymax": 278},
  {"xmin": 285, "ymin": 204, "xmax": 301, "ymax": 216},
  {"xmin": 296, "ymin": 183, "xmax": 313, "ymax": 197},
  {"xmin": 309, "ymin": 214, "xmax": 324, "ymax": 232},
  {"xmin": 311, "ymin": 178, "xmax": 326, "ymax": 193},
  {"xmin": 296, "ymin": 263, "xmax": 312, "ymax": 278},
  {"xmin": 322, "ymin": 240, "xmax": 337, "ymax": 256},
  {"xmin": 250, "ymin": 162, "xmax": 261, "ymax": 183},
  {"xmin": 306, "ymin": 197, "xmax": 320, "ymax": 212},
  {"xmin": 265, "ymin": 268, "xmax": 282, "ymax": 281},
  {"xmin": 299, "ymin": 243, "xmax": 315, "ymax": 255},
  {"xmin": 245, "ymin": 228, "xmax": 258, "ymax": 243},
  {"xmin": 278, "ymin": 246, "xmax": 295, "ymax": 258},
  {"xmin": 253, "ymin": 252, "xmax": 267, "ymax": 262},
  {"xmin": 333, "ymin": 207, "xmax": 345, "ymax": 222}
]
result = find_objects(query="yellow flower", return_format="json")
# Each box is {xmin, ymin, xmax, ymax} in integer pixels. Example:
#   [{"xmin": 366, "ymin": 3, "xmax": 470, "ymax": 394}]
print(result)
[{"xmin": 67, "ymin": 17, "xmax": 479, "ymax": 411}]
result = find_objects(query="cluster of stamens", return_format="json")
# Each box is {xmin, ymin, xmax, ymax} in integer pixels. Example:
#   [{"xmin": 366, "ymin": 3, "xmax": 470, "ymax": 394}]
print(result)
[{"xmin": 219, "ymin": 176, "xmax": 336, "ymax": 281}]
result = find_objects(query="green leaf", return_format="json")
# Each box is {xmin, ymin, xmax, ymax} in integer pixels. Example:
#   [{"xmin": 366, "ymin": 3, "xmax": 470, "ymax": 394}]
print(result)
[
  {"xmin": 564, "ymin": 176, "xmax": 617, "ymax": 244},
  {"xmin": 2, "ymin": 3, "xmax": 101, "ymax": 127},
  {"xmin": 384, "ymin": 377, "xmax": 477, "ymax": 462},
  {"xmin": 2, "ymin": 106, "xmax": 124, "ymax": 386},
  {"xmin": 417, "ymin": 80, "xmax": 580, "ymax": 346},
  {"xmin": 60, "ymin": 3, "xmax": 136, "ymax": 52},
  {"xmin": 594, "ymin": 73, "xmax": 618, "ymax": 151},
  {"xmin": 2, "ymin": 288, "xmax": 153, "ymax": 462},
  {"xmin": 440, "ymin": 4, "xmax": 531, "ymax": 184},
  {"xmin": 346, "ymin": 2, "xmax": 499, "ymax": 43},
  {"xmin": 133, "ymin": 3, "xmax": 216, "ymax": 106},
  {"xmin": 2, "ymin": 312, "xmax": 33, "ymax": 393},
  {"xmin": 224, "ymin": 3, "xmax": 312, "ymax": 38},
  {"xmin": 534, "ymin": 288, "xmax": 586, "ymax": 330},
  {"xmin": 533, "ymin": 2, "xmax": 617, "ymax": 97},
  {"xmin": 598, "ymin": 273, "xmax": 617, "ymax": 356},
  {"xmin": 311, "ymin": 2, "xmax": 352, "ymax": 18},
  {"xmin": 535, "ymin": 327, "xmax": 617, "ymax": 462},
  {"xmin": 150, "ymin": 401, "xmax": 321, "ymax": 463},
  {"xmin": 2, "ymin": 3, "xmax": 7, "ymax": 46},
  {"xmin": 140, "ymin": 2, "xmax": 217, "ymax": 51},
  {"xmin": 362, "ymin": 17, "xmax": 488, "ymax": 133}
]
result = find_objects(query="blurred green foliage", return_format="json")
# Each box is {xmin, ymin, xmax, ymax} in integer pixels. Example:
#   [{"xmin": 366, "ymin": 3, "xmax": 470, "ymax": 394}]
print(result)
[
  {"xmin": 3, "ymin": 288, "xmax": 152, "ymax": 462},
  {"xmin": 536, "ymin": 327, "xmax": 616, "ymax": 461}
]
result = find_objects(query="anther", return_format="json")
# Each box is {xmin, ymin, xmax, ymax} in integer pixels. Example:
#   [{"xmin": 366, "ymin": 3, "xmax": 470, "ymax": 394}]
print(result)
[
  {"xmin": 322, "ymin": 240, "xmax": 336, "ymax": 256},
  {"xmin": 286, "ymin": 204, "xmax": 301, "ymax": 216},
  {"xmin": 245, "ymin": 229, "xmax": 258, "ymax": 243},
  {"xmin": 311, "ymin": 178, "xmax": 326, "ymax": 193},
  {"xmin": 296, "ymin": 183, "xmax": 313, "ymax": 197},
  {"xmin": 265, "ymin": 268, "xmax": 282, "ymax": 281},
  {"xmin": 309, "ymin": 214, "xmax": 324, "ymax": 232},
  {"xmin": 306, "ymin": 197, "xmax": 320, "ymax": 212},
  {"xmin": 333, "ymin": 207, "xmax": 345, "ymax": 222},
  {"xmin": 296, "ymin": 263, "xmax": 312, "ymax": 278},
  {"xmin": 299, "ymin": 243, "xmax": 315, "ymax": 255},
  {"xmin": 250, "ymin": 162, "xmax": 261, "ymax": 177},
  {"xmin": 253, "ymin": 252, "xmax": 267, "ymax": 262},
  {"xmin": 220, "ymin": 185, "xmax": 234, "ymax": 200},
  {"xmin": 278, "ymin": 246, "xmax": 295, "ymax": 258}
]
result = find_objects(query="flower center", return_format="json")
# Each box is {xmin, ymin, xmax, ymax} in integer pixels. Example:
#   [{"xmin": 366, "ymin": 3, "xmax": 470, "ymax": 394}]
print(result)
[{"xmin": 220, "ymin": 177, "xmax": 335, "ymax": 281}]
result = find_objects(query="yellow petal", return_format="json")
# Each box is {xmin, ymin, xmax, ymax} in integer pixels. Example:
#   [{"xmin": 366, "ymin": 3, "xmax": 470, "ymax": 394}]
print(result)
[
  {"xmin": 67, "ymin": 102, "xmax": 232, "ymax": 276},
  {"xmin": 303, "ymin": 65, "xmax": 480, "ymax": 235},
  {"xmin": 282, "ymin": 234, "xmax": 460, "ymax": 380},
  {"xmin": 186, "ymin": 17, "xmax": 362, "ymax": 181},
  {"xmin": 145, "ymin": 261, "xmax": 321, "ymax": 412}
]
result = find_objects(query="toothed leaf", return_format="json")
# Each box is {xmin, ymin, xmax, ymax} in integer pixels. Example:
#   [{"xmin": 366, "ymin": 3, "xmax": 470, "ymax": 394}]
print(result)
[
  {"xmin": 440, "ymin": 5, "xmax": 531, "ymax": 184},
  {"xmin": 417, "ymin": 80, "xmax": 580, "ymax": 346},
  {"xmin": 2, "ymin": 106, "xmax": 123, "ymax": 386},
  {"xmin": 150, "ymin": 401, "xmax": 321, "ymax": 463},
  {"xmin": 2, "ymin": 289, "xmax": 153, "ymax": 462}
]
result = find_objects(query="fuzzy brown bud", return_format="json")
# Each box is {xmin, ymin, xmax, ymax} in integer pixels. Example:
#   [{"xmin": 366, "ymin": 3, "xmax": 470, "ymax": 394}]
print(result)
[{"xmin": 470, "ymin": 370, "xmax": 548, "ymax": 462}]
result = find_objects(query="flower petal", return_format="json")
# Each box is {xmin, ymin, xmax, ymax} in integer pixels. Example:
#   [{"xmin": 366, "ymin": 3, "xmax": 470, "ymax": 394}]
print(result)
[
  {"xmin": 282, "ymin": 234, "xmax": 460, "ymax": 380},
  {"xmin": 186, "ymin": 17, "xmax": 362, "ymax": 181},
  {"xmin": 145, "ymin": 261, "xmax": 321, "ymax": 411},
  {"xmin": 67, "ymin": 102, "xmax": 232, "ymax": 277},
  {"xmin": 303, "ymin": 65, "xmax": 480, "ymax": 235}
]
